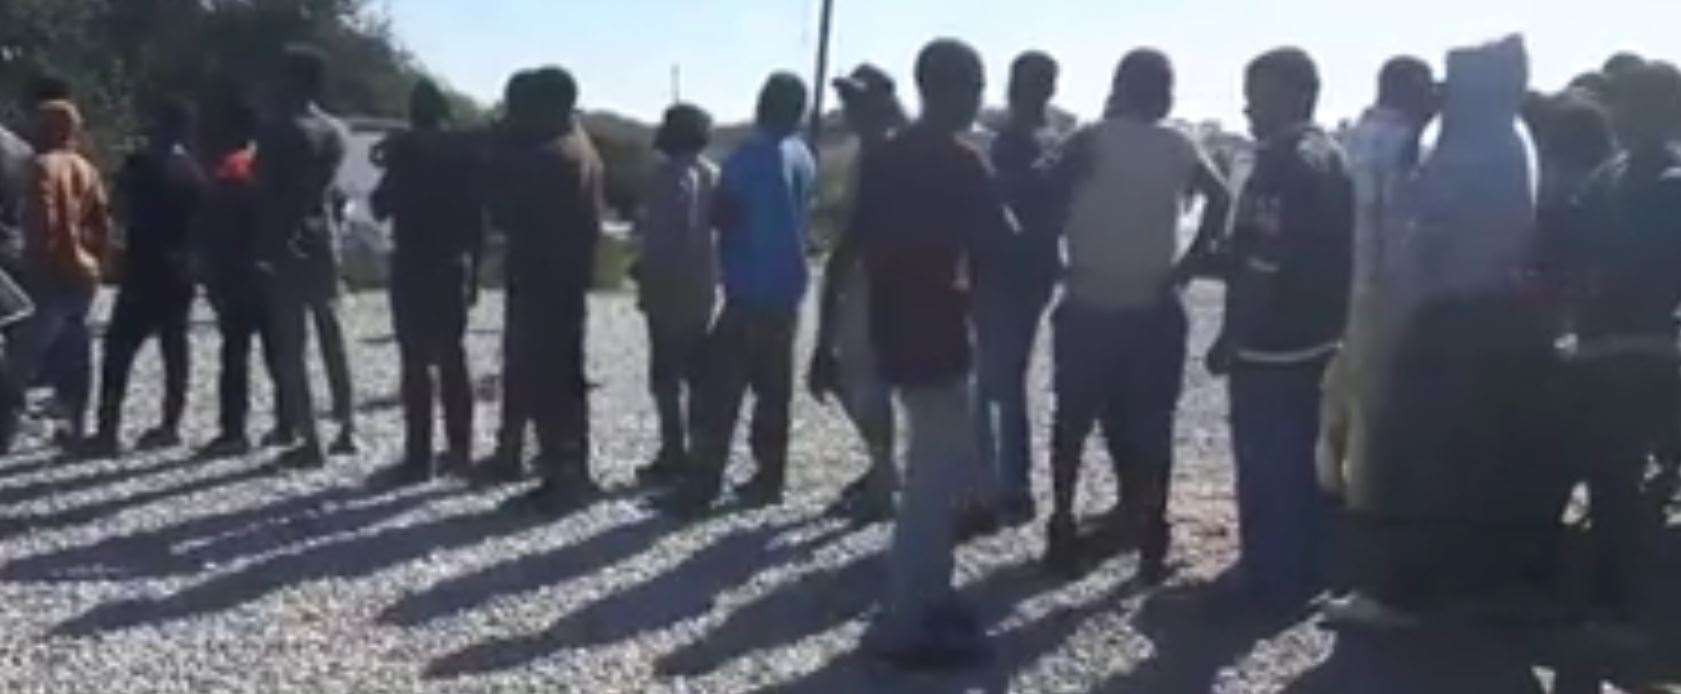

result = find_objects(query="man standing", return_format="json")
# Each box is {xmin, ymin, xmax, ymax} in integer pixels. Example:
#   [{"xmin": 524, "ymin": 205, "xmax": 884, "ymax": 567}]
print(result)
[
  {"xmin": 196, "ymin": 92, "xmax": 283, "ymax": 457},
  {"xmin": 630, "ymin": 103, "xmax": 718, "ymax": 485},
  {"xmin": 809, "ymin": 64, "xmax": 907, "ymax": 522},
  {"xmin": 4, "ymin": 98, "xmax": 112, "ymax": 448},
  {"xmin": 85, "ymin": 98, "xmax": 207, "ymax": 454},
  {"xmin": 1044, "ymin": 49, "xmax": 1230, "ymax": 583},
  {"xmin": 485, "ymin": 66, "xmax": 605, "ymax": 508},
  {"xmin": 1560, "ymin": 61, "xmax": 1681, "ymax": 625},
  {"xmin": 256, "ymin": 45, "xmax": 353, "ymax": 469},
  {"xmin": 0, "ymin": 96, "xmax": 34, "ymax": 453},
  {"xmin": 974, "ymin": 51, "xmax": 1063, "ymax": 528},
  {"xmin": 1211, "ymin": 48, "xmax": 1353, "ymax": 609},
  {"xmin": 857, "ymin": 39, "xmax": 1013, "ymax": 667},
  {"xmin": 372, "ymin": 79, "xmax": 484, "ymax": 482},
  {"xmin": 660, "ymin": 73, "xmax": 815, "ymax": 513}
]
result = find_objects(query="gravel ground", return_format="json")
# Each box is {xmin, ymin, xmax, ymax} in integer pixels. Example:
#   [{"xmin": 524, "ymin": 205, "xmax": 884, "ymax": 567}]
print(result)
[{"xmin": 1, "ymin": 285, "xmax": 1676, "ymax": 693}]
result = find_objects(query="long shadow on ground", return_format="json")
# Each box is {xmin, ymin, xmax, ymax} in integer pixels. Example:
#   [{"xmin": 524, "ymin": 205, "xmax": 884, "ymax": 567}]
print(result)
[
  {"xmin": 51, "ymin": 488, "xmax": 589, "ymax": 636},
  {"xmin": 380, "ymin": 511, "xmax": 684, "ymax": 627},
  {"xmin": 750, "ymin": 558, "xmax": 1148, "ymax": 693},
  {"xmin": 0, "ymin": 454, "xmax": 207, "ymax": 506},
  {"xmin": 424, "ymin": 516, "xmax": 851, "ymax": 679},
  {"xmin": 0, "ymin": 458, "xmax": 280, "ymax": 542},
  {"xmin": 4, "ymin": 475, "xmax": 451, "ymax": 582}
]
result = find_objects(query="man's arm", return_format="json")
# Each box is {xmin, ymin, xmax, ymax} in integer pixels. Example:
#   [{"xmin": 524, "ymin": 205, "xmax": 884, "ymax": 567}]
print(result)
[{"xmin": 1174, "ymin": 155, "xmax": 1234, "ymax": 284}]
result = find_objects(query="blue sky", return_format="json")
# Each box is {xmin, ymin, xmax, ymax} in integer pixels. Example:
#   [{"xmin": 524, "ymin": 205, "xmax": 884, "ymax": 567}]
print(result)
[{"xmin": 389, "ymin": 0, "xmax": 1680, "ymax": 128}]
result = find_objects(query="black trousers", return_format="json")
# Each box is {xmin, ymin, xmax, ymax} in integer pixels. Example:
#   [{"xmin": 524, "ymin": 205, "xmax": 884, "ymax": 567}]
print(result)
[
  {"xmin": 96, "ymin": 280, "xmax": 193, "ymax": 437},
  {"xmin": 501, "ymin": 285, "xmax": 589, "ymax": 479},
  {"xmin": 688, "ymin": 302, "xmax": 798, "ymax": 493},
  {"xmin": 391, "ymin": 263, "xmax": 472, "ymax": 460},
  {"xmin": 208, "ymin": 281, "xmax": 283, "ymax": 439},
  {"xmin": 1049, "ymin": 297, "xmax": 1188, "ymax": 564}
]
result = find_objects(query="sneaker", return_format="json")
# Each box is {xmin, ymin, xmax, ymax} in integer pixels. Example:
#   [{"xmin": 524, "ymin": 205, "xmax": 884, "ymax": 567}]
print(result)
[
  {"xmin": 1043, "ymin": 514, "xmax": 1083, "ymax": 579},
  {"xmin": 515, "ymin": 477, "xmax": 601, "ymax": 515},
  {"xmin": 473, "ymin": 452, "xmax": 528, "ymax": 484},
  {"xmin": 74, "ymin": 432, "xmax": 121, "ymax": 459},
  {"xmin": 262, "ymin": 427, "xmax": 299, "ymax": 448},
  {"xmin": 329, "ymin": 430, "xmax": 359, "ymax": 456},
  {"xmin": 635, "ymin": 450, "xmax": 687, "ymax": 487},
  {"xmin": 390, "ymin": 457, "xmax": 435, "ymax": 486},
  {"xmin": 199, "ymin": 433, "xmax": 252, "ymax": 458},
  {"xmin": 735, "ymin": 471, "xmax": 785, "ymax": 508},
  {"xmin": 277, "ymin": 444, "xmax": 327, "ymax": 470},
  {"xmin": 1138, "ymin": 555, "xmax": 1171, "ymax": 588},
  {"xmin": 136, "ymin": 427, "xmax": 182, "ymax": 451},
  {"xmin": 650, "ymin": 481, "xmax": 720, "ymax": 518},
  {"xmin": 436, "ymin": 450, "xmax": 472, "ymax": 478}
]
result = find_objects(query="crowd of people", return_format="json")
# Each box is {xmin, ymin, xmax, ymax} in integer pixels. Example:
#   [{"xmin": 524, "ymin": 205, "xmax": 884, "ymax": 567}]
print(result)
[{"xmin": 0, "ymin": 33, "xmax": 1678, "ymax": 670}]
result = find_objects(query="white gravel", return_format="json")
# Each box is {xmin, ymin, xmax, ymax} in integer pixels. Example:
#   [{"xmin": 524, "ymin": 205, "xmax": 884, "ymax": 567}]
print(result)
[{"xmin": 0, "ymin": 286, "xmax": 1667, "ymax": 693}]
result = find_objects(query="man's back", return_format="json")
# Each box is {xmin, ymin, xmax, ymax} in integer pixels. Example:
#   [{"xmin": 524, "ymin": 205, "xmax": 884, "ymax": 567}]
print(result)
[
  {"xmin": 377, "ymin": 129, "xmax": 484, "ymax": 264},
  {"xmin": 486, "ymin": 124, "xmax": 604, "ymax": 293},
  {"xmin": 716, "ymin": 131, "xmax": 814, "ymax": 311},
  {"xmin": 1572, "ymin": 146, "xmax": 1681, "ymax": 338},
  {"xmin": 120, "ymin": 146, "xmax": 206, "ymax": 286},
  {"xmin": 256, "ymin": 105, "xmax": 347, "ymax": 277},
  {"xmin": 1063, "ymin": 118, "xmax": 1201, "ymax": 310}
]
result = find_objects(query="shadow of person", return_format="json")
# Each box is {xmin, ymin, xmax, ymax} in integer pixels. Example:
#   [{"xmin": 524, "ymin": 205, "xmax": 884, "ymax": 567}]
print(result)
[
  {"xmin": 1283, "ymin": 627, "xmax": 1544, "ymax": 694},
  {"xmin": 3, "ymin": 478, "xmax": 450, "ymax": 582},
  {"xmin": 721, "ymin": 555, "xmax": 1148, "ymax": 693},
  {"xmin": 378, "ymin": 511, "xmax": 682, "ymax": 627},
  {"xmin": 0, "ymin": 453, "xmax": 210, "ymax": 506},
  {"xmin": 0, "ymin": 457, "xmax": 280, "ymax": 542},
  {"xmin": 1092, "ymin": 568, "xmax": 1310, "ymax": 693},
  {"xmin": 424, "ymin": 516, "xmax": 849, "ymax": 680},
  {"xmin": 50, "ymin": 491, "xmax": 581, "ymax": 637}
]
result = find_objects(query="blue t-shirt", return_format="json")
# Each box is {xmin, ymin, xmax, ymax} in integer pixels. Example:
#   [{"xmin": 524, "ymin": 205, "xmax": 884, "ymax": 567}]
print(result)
[{"xmin": 717, "ymin": 131, "xmax": 815, "ymax": 311}]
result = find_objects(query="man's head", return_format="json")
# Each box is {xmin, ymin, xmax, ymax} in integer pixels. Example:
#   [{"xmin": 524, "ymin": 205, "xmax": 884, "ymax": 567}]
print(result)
[
  {"xmin": 504, "ymin": 66, "xmax": 577, "ymax": 137},
  {"xmin": 410, "ymin": 78, "xmax": 451, "ymax": 130},
  {"xmin": 28, "ymin": 74, "xmax": 71, "ymax": 107},
  {"xmin": 1244, "ymin": 47, "xmax": 1320, "ymax": 140},
  {"xmin": 1108, "ymin": 48, "xmax": 1173, "ymax": 123},
  {"xmin": 1610, "ymin": 60, "xmax": 1681, "ymax": 152},
  {"xmin": 755, "ymin": 72, "xmax": 808, "ymax": 137},
  {"xmin": 1568, "ymin": 71, "xmax": 1614, "ymax": 105},
  {"xmin": 148, "ymin": 96, "xmax": 195, "ymax": 146},
  {"xmin": 834, "ymin": 63, "xmax": 906, "ymax": 143},
  {"xmin": 1377, "ymin": 55, "xmax": 1437, "ymax": 126},
  {"xmin": 1541, "ymin": 93, "xmax": 1615, "ymax": 172},
  {"xmin": 1604, "ymin": 52, "xmax": 1647, "ymax": 78},
  {"xmin": 278, "ymin": 44, "xmax": 329, "ymax": 103},
  {"xmin": 655, "ymin": 102, "xmax": 712, "ymax": 156},
  {"xmin": 218, "ymin": 91, "xmax": 259, "ymax": 150},
  {"xmin": 915, "ymin": 38, "xmax": 985, "ymax": 133},
  {"xmin": 1007, "ymin": 51, "xmax": 1058, "ymax": 126}
]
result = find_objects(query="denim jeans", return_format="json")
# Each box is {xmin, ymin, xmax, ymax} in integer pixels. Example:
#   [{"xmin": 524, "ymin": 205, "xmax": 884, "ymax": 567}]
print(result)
[
  {"xmin": 1230, "ymin": 357, "xmax": 1332, "ymax": 605},
  {"xmin": 881, "ymin": 376, "xmax": 983, "ymax": 641},
  {"xmin": 8, "ymin": 282, "xmax": 95, "ymax": 431},
  {"xmin": 973, "ymin": 282, "xmax": 1053, "ymax": 504}
]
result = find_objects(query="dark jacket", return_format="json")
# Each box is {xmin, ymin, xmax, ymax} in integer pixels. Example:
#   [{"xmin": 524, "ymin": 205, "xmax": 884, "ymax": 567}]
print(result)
[
  {"xmin": 484, "ymin": 122, "xmax": 604, "ymax": 298},
  {"xmin": 1225, "ymin": 124, "xmax": 1354, "ymax": 365}
]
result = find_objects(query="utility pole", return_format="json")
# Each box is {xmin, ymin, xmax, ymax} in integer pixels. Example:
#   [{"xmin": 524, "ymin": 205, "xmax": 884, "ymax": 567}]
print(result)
[
  {"xmin": 808, "ymin": 0, "xmax": 836, "ymax": 157},
  {"xmin": 671, "ymin": 64, "xmax": 682, "ymax": 104}
]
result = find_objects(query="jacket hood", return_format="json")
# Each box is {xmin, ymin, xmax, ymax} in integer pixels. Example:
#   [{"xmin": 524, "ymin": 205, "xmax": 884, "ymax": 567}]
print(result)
[{"xmin": 36, "ymin": 100, "xmax": 83, "ymax": 151}]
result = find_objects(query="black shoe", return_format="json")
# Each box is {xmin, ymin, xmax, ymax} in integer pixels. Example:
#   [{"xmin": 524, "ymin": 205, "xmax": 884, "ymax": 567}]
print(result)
[
  {"xmin": 435, "ymin": 450, "xmax": 472, "ymax": 479},
  {"xmin": 735, "ymin": 471, "xmax": 785, "ymax": 508},
  {"xmin": 1138, "ymin": 555, "xmax": 1170, "ymax": 587},
  {"xmin": 635, "ymin": 450, "xmax": 687, "ymax": 487},
  {"xmin": 0, "ymin": 410, "xmax": 19, "ymax": 455},
  {"xmin": 515, "ymin": 478, "xmax": 600, "ymax": 514},
  {"xmin": 392, "ymin": 457, "xmax": 435, "ymax": 485},
  {"xmin": 136, "ymin": 427, "xmax": 182, "ymax": 451},
  {"xmin": 329, "ymin": 430, "xmax": 359, "ymax": 456},
  {"xmin": 74, "ymin": 433, "xmax": 121, "ymax": 459},
  {"xmin": 278, "ymin": 444, "xmax": 327, "ymax": 470},
  {"xmin": 199, "ymin": 433, "xmax": 252, "ymax": 458},
  {"xmin": 262, "ymin": 427, "xmax": 299, "ymax": 448},
  {"xmin": 826, "ymin": 487, "xmax": 894, "ymax": 525},
  {"xmin": 651, "ymin": 481, "xmax": 720, "ymax": 517},
  {"xmin": 1043, "ymin": 514, "xmax": 1082, "ymax": 579}
]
